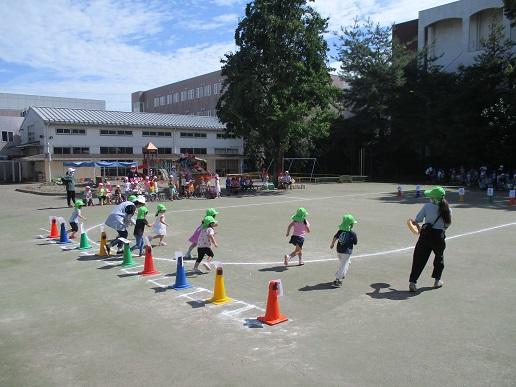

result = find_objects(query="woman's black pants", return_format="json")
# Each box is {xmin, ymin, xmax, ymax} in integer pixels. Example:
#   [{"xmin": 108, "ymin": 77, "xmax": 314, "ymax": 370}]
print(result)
[{"xmin": 409, "ymin": 229, "xmax": 446, "ymax": 284}]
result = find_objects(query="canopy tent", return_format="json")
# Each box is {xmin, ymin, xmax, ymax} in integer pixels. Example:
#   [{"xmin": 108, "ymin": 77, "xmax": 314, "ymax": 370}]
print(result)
[{"xmin": 63, "ymin": 161, "xmax": 137, "ymax": 168}]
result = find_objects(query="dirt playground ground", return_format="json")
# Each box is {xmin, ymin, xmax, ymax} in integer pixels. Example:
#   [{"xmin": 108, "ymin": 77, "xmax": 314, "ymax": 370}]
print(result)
[{"xmin": 0, "ymin": 182, "xmax": 515, "ymax": 387}]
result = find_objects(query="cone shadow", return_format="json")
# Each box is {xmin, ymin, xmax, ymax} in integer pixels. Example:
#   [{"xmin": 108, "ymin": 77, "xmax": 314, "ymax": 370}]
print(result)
[
  {"xmin": 258, "ymin": 266, "xmax": 288, "ymax": 273},
  {"xmin": 243, "ymin": 319, "xmax": 264, "ymax": 329},
  {"xmin": 298, "ymin": 282, "xmax": 336, "ymax": 291},
  {"xmin": 186, "ymin": 300, "xmax": 207, "ymax": 309},
  {"xmin": 118, "ymin": 273, "xmax": 139, "ymax": 278}
]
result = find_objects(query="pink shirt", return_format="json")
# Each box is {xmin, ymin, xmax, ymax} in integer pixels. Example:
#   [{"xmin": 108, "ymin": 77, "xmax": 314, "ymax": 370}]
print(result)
[{"xmin": 291, "ymin": 220, "xmax": 310, "ymax": 237}]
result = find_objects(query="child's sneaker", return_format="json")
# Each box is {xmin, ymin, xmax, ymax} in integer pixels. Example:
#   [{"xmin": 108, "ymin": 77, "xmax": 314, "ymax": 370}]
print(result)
[
  {"xmin": 201, "ymin": 262, "xmax": 212, "ymax": 271},
  {"xmin": 298, "ymin": 259, "xmax": 304, "ymax": 266},
  {"xmin": 284, "ymin": 254, "xmax": 289, "ymax": 266},
  {"xmin": 434, "ymin": 279, "xmax": 444, "ymax": 288},
  {"xmin": 332, "ymin": 279, "xmax": 342, "ymax": 288},
  {"xmin": 409, "ymin": 282, "xmax": 417, "ymax": 292}
]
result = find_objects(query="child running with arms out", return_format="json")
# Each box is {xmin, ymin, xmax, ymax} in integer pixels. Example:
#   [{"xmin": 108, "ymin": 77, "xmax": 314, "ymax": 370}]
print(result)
[
  {"xmin": 193, "ymin": 215, "xmax": 218, "ymax": 273},
  {"xmin": 330, "ymin": 214, "xmax": 358, "ymax": 287},
  {"xmin": 149, "ymin": 204, "xmax": 169, "ymax": 246},
  {"xmin": 284, "ymin": 208, "xmax": 310, "ymax": 266},
  {"xmin": 184, "ymin": 208, "xmax": 219, "ymax": 259},
  {"xmin": 69, "ymin": 200, "xmax": 86, "ymax": 239},
  {"xmin": 131, "ymin": 205, "xmax": 151, "ymax": 257}
]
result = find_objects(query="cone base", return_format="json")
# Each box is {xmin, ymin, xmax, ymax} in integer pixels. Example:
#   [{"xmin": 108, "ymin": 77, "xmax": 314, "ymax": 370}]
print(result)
[
  {"xmin": 170, "ymin": 283, "xmax": 192, "ymax": 290},
  {"xmin": 121, "ymin": 262, "xmax": 137, "ymax": 268},
  {"xmin": 139, "ymin": 270, "xmax": 160, "ymax": 276},
  {"xmin": 57, "ymin": 241, "xmax": 72, "ymax": 244},
  {"xmin": 48, "ymin": 235, "xmax": 60, "ymax": 239},
  {"xmin": 78, "ymin": 246, "xmax": 92, "ymax": 250},
  {"xmin": 208, "ymin": 296, "xmax": 233, "ymax": 305},
  {"xmin": 257, "ymin": 315, "xmax": 288, "ymax": 326}
]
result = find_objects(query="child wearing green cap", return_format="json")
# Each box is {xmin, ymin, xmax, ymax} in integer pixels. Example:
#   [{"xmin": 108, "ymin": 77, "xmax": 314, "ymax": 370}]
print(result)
[
  {"xmin": 149, "ymin": 204, "xmax": 169, "ymax": 246},
  {"xmin": 409, "ymin": 186, "xmax": 452, "ymax": 292},
  {"xmin": 184, "ymin": 208, "xmax": 219, "ymax": 259},
  {"xmin": 284, "ymin": 208, "xmax": 310, "ymax": 266},
  {"xmin": 131, "ymin": 206, "xmax": 151, "ymax": 257},
  {"xmin": 330, "ymin": 214, "xmax": 358, "ymax": 287},
  {"xmin": 193, "ymin": 215, "xmax": 219, "ymax": 273},
  {"xmin": 69, "ymin": 200, "xmax": 87, "ymax": 239}
]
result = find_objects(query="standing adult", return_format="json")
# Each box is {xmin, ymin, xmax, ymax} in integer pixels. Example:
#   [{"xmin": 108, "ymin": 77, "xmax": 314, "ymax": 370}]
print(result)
[
  {"xmin": 214, "ymin": 173, "xmax": 221, "ymax": 198},
  {"xmin": 104, "ymin": 195, "xmax": 144, "ymax": 255},
  {"xmin": 61, "ymin": 168, "xmax": 77, "ymax": 207},
  {"xmin": 408, "ymin": 186, "xmax": 452, "ymax": 292}
]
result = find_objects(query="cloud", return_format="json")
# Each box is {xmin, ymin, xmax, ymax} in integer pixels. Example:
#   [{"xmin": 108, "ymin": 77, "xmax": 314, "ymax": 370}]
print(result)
[
  {"xmin": 0, "ymin": 0, "xmax": 235, "ymax": 111},
  {"xmin": 184, "ymin": 13, "xmax": 240, "ymax": 31},
  {"xmin": 313, "ymin": 0, "xmax": 453, "ymax": 31},
  {"xmin": 211, "ymin": 0, "xmax": 243, "ymax": 6}
]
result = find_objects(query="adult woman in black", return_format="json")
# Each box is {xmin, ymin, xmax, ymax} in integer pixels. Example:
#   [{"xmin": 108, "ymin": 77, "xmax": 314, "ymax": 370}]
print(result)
[{"xmin": 408, "ymin": 186, "xmax": 452, "ymax": 292}]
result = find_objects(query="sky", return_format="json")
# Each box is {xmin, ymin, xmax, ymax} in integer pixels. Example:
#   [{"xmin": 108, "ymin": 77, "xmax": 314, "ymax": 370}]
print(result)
[{"xmin": 0, "ymin": 0, "xmax": 452, "ymax": 111}]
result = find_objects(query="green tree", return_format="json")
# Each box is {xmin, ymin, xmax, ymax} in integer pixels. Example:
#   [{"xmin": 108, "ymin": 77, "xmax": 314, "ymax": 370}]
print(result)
[
  {"xmin": 216, "ymin": 0, "xmax": 338, "ymax": 180},
  {"xmin": 504, "ymin": 0, "xmax": 516, "ymax": 27}
]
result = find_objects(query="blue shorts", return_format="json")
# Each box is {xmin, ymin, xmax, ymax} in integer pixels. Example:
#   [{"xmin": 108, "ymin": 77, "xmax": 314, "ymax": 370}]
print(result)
[
  {"xmin": 70, "ymin": 222, "xmax": 78, "ymax": 232},
  {"xmin": 289, "ymin": 235, "xmax": 304, "ymax": 247}
]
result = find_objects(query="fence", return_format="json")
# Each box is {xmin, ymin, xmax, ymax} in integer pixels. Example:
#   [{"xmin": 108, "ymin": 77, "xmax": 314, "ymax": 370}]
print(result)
[{"xmin": 0, "ymin": 160, "xmax": 23, "ymax": 183}]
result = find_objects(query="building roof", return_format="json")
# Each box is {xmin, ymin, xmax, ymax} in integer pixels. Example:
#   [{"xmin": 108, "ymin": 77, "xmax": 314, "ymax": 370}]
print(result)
[{"xmin": 29, "ymin": 107, "xmax": 226, "ymax": 130}]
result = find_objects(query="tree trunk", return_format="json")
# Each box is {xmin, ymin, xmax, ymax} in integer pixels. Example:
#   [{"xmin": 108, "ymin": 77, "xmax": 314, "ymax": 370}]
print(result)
[{"xmin": 273, "ymin": 147, "xmax": 284, "ymax": 188}]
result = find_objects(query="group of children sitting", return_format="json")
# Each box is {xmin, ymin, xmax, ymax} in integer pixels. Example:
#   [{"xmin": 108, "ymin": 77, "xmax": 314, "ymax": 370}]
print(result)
[{"xmin": 83, "ymin": 176, "xmax": 162, "ymax": 206}]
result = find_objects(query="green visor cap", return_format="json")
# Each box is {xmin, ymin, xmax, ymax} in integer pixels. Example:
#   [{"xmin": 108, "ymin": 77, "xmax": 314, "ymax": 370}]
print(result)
[
  {"xmin": 292, "ymin": 207, "xmax": 308, "ymax": 222},
  {"xmin": 205, "ymin": 208, "xmax": 219, "ymax": 217},
  {"xmin": 424, "ymin": 186, "xmax": 445, "ymax": 202},
  {"xmin": 74, "ymin": 199, "xmax": 84, "ymax": 208},
  {"xmin": 137, "ymin": 206, "xmax": 149, "ymax": 219},
  {"xmin": 338, "ymin": 214, "xmax": 357, "ymax": 231},
  {"xmin": 156, "ymin": 204, "xmax": 167, "ymax": 216},
  {"xmin": 128, "ymin": 195, "xmax": 137, "ymax": 202},
  {"xmin": 202, "ymin": 215, "xmax": 218, "ymax": 229}
]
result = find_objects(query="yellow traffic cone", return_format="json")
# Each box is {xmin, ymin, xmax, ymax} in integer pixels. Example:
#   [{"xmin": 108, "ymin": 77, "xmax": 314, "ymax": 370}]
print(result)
[
  {"xmin": 207, "ymin": 266, "xmax": 232, "ymax": 305},
  {"xmin": 98, "ymin": 227, "xmax": 109, "ymax": 257}
]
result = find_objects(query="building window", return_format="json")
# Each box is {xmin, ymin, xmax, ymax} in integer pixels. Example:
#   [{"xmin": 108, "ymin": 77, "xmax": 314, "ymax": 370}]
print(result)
[
  {"xmin": 100, "ymin": 129, "xmax": 133, "ymax": 136},
  {"xmin": 157, "ymin": 147, "xmax": 172, "ymax": 154},
  {"xmin": 100, "ymin": 147, "xmax": 133, "ymax": 154},
  {"xmin": 54, "ymin": 147, "xmax": 71, "ymax": 154},
  {"xmin": 142, "ymin": 130, "xmax": 172, "ymax": 137},
  {"xmin": 196, "ymin": 86, "xmax": 204, "ymax": 99},
  {"xmin": 188, "ymin": 89, "xmax": 194, "ymax": 100},
  {"xmin": 153, "ymin": 97, "xmax": 160, "ymax": 107},
  {"xmin": 213, "ymin": 82, "xmax": 221, "ymax": 94},
  {"xmin": 204, "ymin": 84, "xmax": 212, "ymax": 96},
  {"xmin": 166, "ymin": 94, "xmax": 172, "ymax": 104},
  {"xmin": 159, "ymin": 96, "xmax": 166, "ymax": 106},
  {"xmin": 215, "ymin": 159, "xmax": 240, "ymax": 174},
  {"xmin": 180, "ymin": 90, "xmax": 187, "ymax": 101},
  {"xmin": 215, "ymin": 148, "xmax": 239, "ymax": 155},
  {"xmin": 180, "ymin": 147, "xmax": 207, "ymax": 155},
  {"xmin": 1, "ymin": 131, "xmax": 14, "ymax": 142},
  {"xmin": 56, "ymin": 128, "xmax": 86, "ymax": 135},
  {"xmin": 216, "ymin": 133, "xmax": 237, "ymax": 139},
  {"xmin": 180, "ymin": 132, "xmax": 207, "ymax": 138},
  {"xmin": 53, "ymin": 147, "xmax": 88, "ymax": 154},
  {"xmin": 173, "ymin": 93, "xmax": 179, "ymax": 103}
]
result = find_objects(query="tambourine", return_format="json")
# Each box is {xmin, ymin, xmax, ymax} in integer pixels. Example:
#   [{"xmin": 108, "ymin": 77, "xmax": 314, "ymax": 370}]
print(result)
[{"xmin": 407, "ymin": 219, "xmax": 420, "ymax": 235}]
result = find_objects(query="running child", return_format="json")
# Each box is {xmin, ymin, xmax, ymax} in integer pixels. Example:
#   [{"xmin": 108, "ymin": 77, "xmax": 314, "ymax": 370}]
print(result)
[
  {"xmin": 193, "ymin": 215, "xmax": 218, "ymax": 273},
  {"xmin": 330, "ymin": 214, "xmax": 358, "ymax": 287},
  {"xmin": 131, "ymin": 205, "xmax": 151, "ymax": 256},
  {"xmin": 184, "ymin": 208, "xmax": 219, "ymax": 259},
  {"xmin": 149, "ymin": 204, "xmax": 169, "ymax": 246},
  {"xmin": 284, "ymin": 207, "xmax": 310, "ymax": 266},
  {"xmin": 69, "ymin": 199, "xmax": 86, "ymax": 239}
]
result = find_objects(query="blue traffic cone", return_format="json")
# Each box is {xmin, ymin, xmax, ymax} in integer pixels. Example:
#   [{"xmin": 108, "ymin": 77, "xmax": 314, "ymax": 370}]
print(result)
[
  {"xmin": 57, "ymin": 222, "xmax": 71, "ymax": 244},
  {"xmin": 169, "ymin": 256, "xmax": 192, "ymax": 290}
]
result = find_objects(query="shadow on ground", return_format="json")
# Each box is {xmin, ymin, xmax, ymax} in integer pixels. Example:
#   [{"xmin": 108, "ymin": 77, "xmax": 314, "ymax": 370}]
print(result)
[
  {"xmin": 299, "ymin": 282, "xmax": 336, "ymax": 291},
  {"xmin": 366, "ymin": 282, "xmax": 435, "ymax": 300}
]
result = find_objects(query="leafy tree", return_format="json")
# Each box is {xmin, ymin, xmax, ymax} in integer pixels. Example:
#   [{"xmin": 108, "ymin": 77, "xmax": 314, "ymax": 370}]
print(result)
[
  {"xmin": 504, "ymin": 0, "xmax": 516, "ymax": 27},
  {"xmin": 216, "ymin": 0, "xmax": 338, "ymax": 180}
]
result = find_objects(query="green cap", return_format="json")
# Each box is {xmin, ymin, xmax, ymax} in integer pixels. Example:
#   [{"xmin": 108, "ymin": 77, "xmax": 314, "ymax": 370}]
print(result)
[
  {"xmin": 128, "ymin": 195, "xmax": 137, "ymax": 202},
  {"xmin": 202, "ymin": 215, "xmax": 218, "ymax": 229},
  {"xmin": 74, "ymin": 199, "xmax": 84, "ymax": 208},
  {"xmin": 424, "ymin": 186, "xmax": 445, "ymax": 202},
  {"xmin": 338, "ymin": 214, "xmax": 357, "ymax": 231},
  {"xmin": 156, "ymin": 204, "xmax": 167, "ymax": 216},
  {"xmin": 137, "ymin": 206, "xmax": 149, "ymax": 219},
  {"xmin": 205, "ymin": 208, "xmax": 219, "ymax": 217},
  {"xmin": 292, "ymin": 207, "xmax": 308, "ymax": 222}
]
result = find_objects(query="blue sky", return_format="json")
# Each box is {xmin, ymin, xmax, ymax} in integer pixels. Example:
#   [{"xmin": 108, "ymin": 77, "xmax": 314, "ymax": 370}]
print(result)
[{"xmin": 0, "ymin": 0, "xmax": 450, "ymax": 111}]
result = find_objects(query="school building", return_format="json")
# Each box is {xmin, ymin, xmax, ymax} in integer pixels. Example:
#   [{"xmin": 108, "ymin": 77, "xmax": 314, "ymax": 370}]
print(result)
[{"xmin": 18, "ymin": 107, "xmax": 244, "ymax": 182}]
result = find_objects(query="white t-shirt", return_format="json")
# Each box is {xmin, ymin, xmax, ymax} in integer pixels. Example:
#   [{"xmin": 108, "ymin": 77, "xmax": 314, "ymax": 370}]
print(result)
[
  {"xmin": 197, "ymin": 227, "xmax": 214, "ymax": 248},
  {"xmin": 70, "ymin": 208, "xmax": 80, "ymax": 223}
]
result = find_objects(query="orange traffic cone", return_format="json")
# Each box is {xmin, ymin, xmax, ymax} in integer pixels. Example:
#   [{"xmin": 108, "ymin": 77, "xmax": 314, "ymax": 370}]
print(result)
[
  {"xmin": 98, "ymin": 228, "xmax": 109, "ymax": 257},
  {"xmin": 257, "ymin": 280, "xmax": 288, "ymax": 326},
  {"xmin": 139, "ymin": 245, "xmax": 160, "ymax": 276},
  {"xmin": 48, "ymin": 217, "xmax": 59, "ymax": 239}
]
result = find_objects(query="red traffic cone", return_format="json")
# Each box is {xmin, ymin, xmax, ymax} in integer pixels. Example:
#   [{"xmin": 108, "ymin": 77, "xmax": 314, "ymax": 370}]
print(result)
[
  {"xmin": 257, "ymin": 280, "xmax": 288, "ymax": 326},
  {"xmin": 139, "ymin": 245, "xmax": 160, "ymax": 276},
  {"xmin": 48, "ymin": 217, "xmax": 59, "ymax": 239}
]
